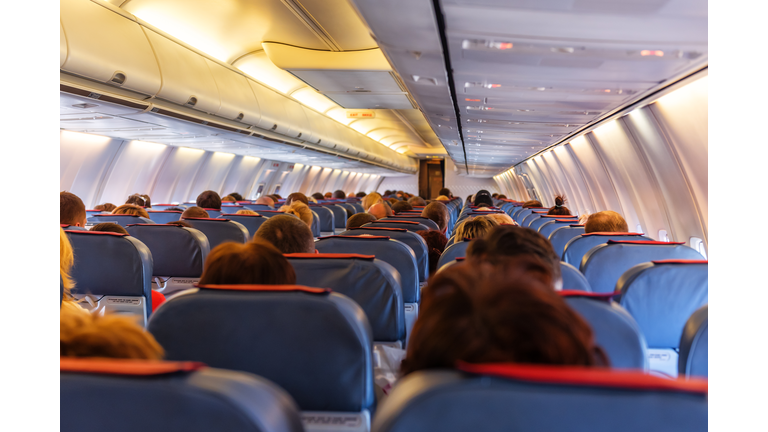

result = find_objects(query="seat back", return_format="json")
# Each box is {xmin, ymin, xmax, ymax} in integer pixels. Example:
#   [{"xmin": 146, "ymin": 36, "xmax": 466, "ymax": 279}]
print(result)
[
  {"xmin": 560, "ymin": 292, "xmax": 648, "ymax": 369},
  {"xmin": 242, "ymin": 203, "xmax": 275, "ymax": 212},
  {"xmin": 287, "ymin": 253, "xmax": 405, "ymax": 343},
  {"xmin": 437, "ymin": 241, "xmax": 471, "ymax": 270},
  {"xmin": 341, "ymin": 227, "xmax": 429, "ymax": 283},
  {"xmin": 88, "ymin": 214, "xmax": 154, "ymax": 227},
  {"xmin": 563, "ymin": 232, "xmax": 652, "ymax": 266},
  {"xmin": 126, "ymin": 224, "xmax": 210, "ymax": 297},
  {"xmin": 352, "ymin": 203, "xmax": 364, "ymax": 213},
  {"xmin": 549, "ymin": 225, "xmax": 585, "ymax": 258},
  {"xmin": 147, "ymin": 285, "xmax": 375, "ymax": 416},
  {"xmin": 582, "ymin": 241, "xmax": 704, "ymax": 294},
  {"xmin": 320, "ymin": 204, "xmax": 348, "ymax": 229},
  {"xmin": 85, "ymin": 209, "xmax": 105, "ymax": 218},
  {"xmin": 559, "ymin": 262, "xmax": 591, "ymax": 292},
  {"xmin": 679, "ymin": 305, "xmax": 708, "ymax": 379},
  {"xmin": 514, "ymin": 207, "xmax": 547, "ymax": 225},
  {"xmin": 337, "ymin": 202, "xmax": 358, "ymax": 215},
  {"xmin": 310, "ymin": 210, "xmax": 321, "ymax": 237},
  {"xmin": 61, "ymin": 358, "xmax": 304, "ymax": 432},
  {"xmin": 310, "ymin": 205, "xmax": 335, "ymax": 235},
  {"xmin": 539, "ymin": 219, "xmax": 579, "ymax": 239},
  {"xmin": 220, "ymin": 205, "xmax": 245, "ymax": 213},
  {"xmin": 202, "ymin": 208, "xmax": 222, "ymax": 218},
  {"xmin": 181, "ymin": 217, "xmax": 249, "ymax": 250},
  {"xmin": 145, "ymin": 210, "xmax": 183, "ymax": 224},
  {"xmin": 382, "ymin": 216, "xmax": 440, "ymax": 231},
  {"xmin": 363, "ymin": 220, "xmax": 430, "ymax": 233},
  {"xmin": 372, "ymin": 363, "xmax": 707, "ymax": 432},
  {"xmin": 64, "ymin": 230, "xmax": 153, "ymax": 324},
  {"xmin": 217, "ymin": 213, "xmax": 269, "ymax": 239},
  {"xmin": 149, "ymin": 204, "xmax": 180, "ymax": 211},
  {"xmin": 529, "ymin": 215, "xmax": 578, "ymax": 232}
]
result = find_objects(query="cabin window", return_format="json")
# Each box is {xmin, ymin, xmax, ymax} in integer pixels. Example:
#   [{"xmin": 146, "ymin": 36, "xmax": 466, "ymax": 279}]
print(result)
[
  {"xmin": 690, "ymin": 237, "xmax": 707, "ymax": 259},
  {"xmin": 658, "ymin": 230, "xmax": 669, "ymax": 242},
  {"xmin": 635, "ymin": 224, "xmax": 643, "ymax": 234}
]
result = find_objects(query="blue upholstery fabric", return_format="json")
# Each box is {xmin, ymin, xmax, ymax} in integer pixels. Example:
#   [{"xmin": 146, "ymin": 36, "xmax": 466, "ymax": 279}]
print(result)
[
  {"xmin": 617, "ymin": 261, "xmax": 708, "ymax": 348},
  {"xmin": 218, "ymin": 214, "xmax": 269, "ymax": 239},
  {"xmin": 152, "ymin": 204, "xmax": 182, "ymax": 210},
  {"xmin": 352, "ymin": 203, "xmax": 364, "ymax": 213},
  {"xmin": 64, "ymin": 230, "xmax": 153, "ymax": 314},
  {"xmin": 563, "ymin": 233, "xmax": 652, "ymax": 267},
  {"xmin": 242, "ymin": 204, "xmax": 275, "ymax": 212},
  {"xmin": 310, "ymin": 211, "xmax": 321, "ymax": 237},
  {"xmin": 549, "ymin": 225, "xmax": 585, "ymax": 258},
  {"xmin": 315, "ymin": 236, "xmax": 419, "ymax": 303},
  {"xmin": 85, "ymin": 210, "xmax": 105, "ymax": 218},
  {"xmin": 371, "ymin": 368, "xmax": 707, "ymax": 432},
  {"xmin": 559, "ymin": 262, "xmax": 591, "ymax": 292},
  {"xmin": 563, "ymin": 295, "xmax": 648, "ymax": 369},
  {"xmin": 530, "ymin": 215, "xmax": 577, "ymax": 232},
  {"xmin": 288, "ymin": 255, "xmax": 405, "ymax": 342},
  {"xmin": 582, "ymin": 243, "xmax": 704, "ymax": 294},
  {"xmin": 145, "ymin": 210, "xmax": 182, "ymax": 224},
  {"xmin": 341, "ymin": 228, "xmax": 429, "ymax": 283},
  {"xmin": 382, "ymin": 217, "xmax": 440, "ymax": 231},
  {"xmin": 364, "ymin": 221, "xmax": 430, "ymax": 233},
  {"xmin": 678, "ymin": 305, "xmax": 708, "ymax": 378},
  {"xmin": 521, "ymin": 211, "xmax": 548, "ymax": 227},
  {"xmin": 61, "ymin": 224, "xmax": 87, "ymax": 231},
  {"xmin": 539, "ymin": 219, "xmax": 578, "ymax": 239},
  {"xmin": 181, "ymin": 218, "xmax": 249, "ymax": 250},
  {"xmin": 437, "ymin": 241, "xmax": 470, "ymax": 270},
  {"xmin": 337, "ymin": 202, "xmax": 358, "ymax": 215},
  {"xmin": 320, "ymin": 204, "xmax": 348, "ymax": 230},
  {"xmin": 61, "ymin": 361, "xmax": 304, "ymax": 432},
  {"xmin": 203, "ymin": 209, "xmax": 222, "ymax": 218},
  {"xmin": 310, "ymin": 206, "xmax": 335, "ymax": 234},
  {"xmin": 126, "ymin": 224, "xmax": 209, "ymax": 277},
  {"xmin": 88, "ymin": 214, "xmax": 154, "ymax": 227},
  {"xmin": 148, "ymin": 288, "xmax": 374, "ymax": 412}
]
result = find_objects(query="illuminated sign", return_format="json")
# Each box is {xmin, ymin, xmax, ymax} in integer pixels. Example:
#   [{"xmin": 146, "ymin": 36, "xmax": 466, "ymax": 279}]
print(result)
[{"xmin": 346, "ymin": 110, "xmax": 376, "ymax": 119}]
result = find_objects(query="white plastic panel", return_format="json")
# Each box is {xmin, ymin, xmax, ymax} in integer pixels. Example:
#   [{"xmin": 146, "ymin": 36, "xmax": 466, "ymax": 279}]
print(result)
[
  {"xmin": 283, "ymin": 99, "xmax": 311, "ymax": 139},
  {"xmin": 60, "ymin": 21, "xmax": 67, "ymax": 67},
  {"xmin": 60, "ymin": 0, "xmax": 161, "ymax": 95},
  {"xmin": 299, "ymin": 166, "xmax": 324, "ymax": 194},
  {"xmin": 60, "ymin": 131, "xmax": 123, "ymax": 208},
  {"xmin": 567, "ymin": 136, "xmax": 621, "ymax": 214},
  {"xmin": 378, "ymin": 175, "xmax": 419, "ymax": 196},
  {"xmin": 205, "ymin": 59, "xmax": 261, "ymax": 125},
  {"xmin": 151, "ymin": 146, "xmax": 208, "ymax": 204},
  {"xmin": 221, "ymin": 155, "xmax": 262, "ymax": 199},
  {"xmin": 144, "ymin": 29, "xmax": 221, "ymax": 114},
  {"xmin": 557, "ymin": 144, "xmax": 596, "ymax": 214},
  {"xmin": 99, "ymin": 140, "xmax": 170, "ymax": 206},
  {"xmin": 188, "ymin": 151, "xmax": 237, "ymax": 199},
  {"xmin": 247, "ymin": 80, "xmax": 290, "ymax": 136}
]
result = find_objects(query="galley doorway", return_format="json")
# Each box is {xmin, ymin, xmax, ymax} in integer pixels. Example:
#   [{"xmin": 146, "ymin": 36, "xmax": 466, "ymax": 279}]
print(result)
[{"xmin": 418, "ymin": 159, "xmax": 445, "ymax": 200}]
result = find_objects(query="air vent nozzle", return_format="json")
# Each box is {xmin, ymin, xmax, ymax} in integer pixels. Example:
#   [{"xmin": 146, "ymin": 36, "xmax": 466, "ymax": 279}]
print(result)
[
  {"xmin": 109, "ymin": 72, "xmax": 126, "ymax": 86},
  {"xmin": 186, "ymin": 96, "xmax": 198, "ymax": 107}
]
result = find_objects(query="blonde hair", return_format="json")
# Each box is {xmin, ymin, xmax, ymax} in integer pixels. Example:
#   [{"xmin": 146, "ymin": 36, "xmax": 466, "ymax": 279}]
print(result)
[
  {"xmin": 60, "ymin": 308, "xmax": 164, "ymax": 360},
  {"xmin": 435, "ymin": 195, "xmax": 450, "ymax": 201},
  {"xmin": 236, "ymin": 209, "xmax": 258, "ymax": 215},
  {"xmin": 280, "ymin": 202, "xmax": 313, "ymax": 227},
  {"xmin": 362, "ymin": 192, "xmax": 383, "ymax": 211},
  {"xmin": 454, "ymin": 216, "xmax": 498, "ymax": 240},
  {"xmin": 60, "ymin": 228, "xmax": 75, "ymax": 298},
  {"xmin": 486, "ymin": 213, "xmax": 517, "ymax": 226},
  {"xmin": 112, "ymin": 204, "xmax": 149, "ymax": 219}
]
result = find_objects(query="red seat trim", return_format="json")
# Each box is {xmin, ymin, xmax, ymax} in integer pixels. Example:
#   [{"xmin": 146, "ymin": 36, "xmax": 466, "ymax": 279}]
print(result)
[
  {"xmin": 582, "ymin": 232, "xmax": 644, "ymax": 237},
  {"xmin": 285, "ymin": 253, "xmax": 375, "ymax": 260},
  {"xmin": 371, "ymin": 220, "xmax": 420, "ymax": 225},
  {"xmin": 349, "ymin": 227, "xmax": 407, "ymax": 232},
  {"xmin": 197, "ymin": 284, "xmax": 330, "ymax": 294},
  {"xmin": 220, "ymin": 213, "xmax": 264, "ymax": 218},
  {"xmin": 181, "ymin": 217, "xmax": 231, "ymax": 222},
  {"xmin": 652, "ymin": 259, "xmax": 708, "ymax": 264},
  {"xmin": 64, "ymin": 230, "xmax": 127, "ymax": 236},
  {"xmin": 318, "ymin": 235, "xmax": 391, "ymax": 240},
  {"xmin": 60, "ymin": 358, "xmax": 205, "ymax": 375},
  {"xmin": 607, "ymin": 240, "xmax": 685, "ymax": 245}
]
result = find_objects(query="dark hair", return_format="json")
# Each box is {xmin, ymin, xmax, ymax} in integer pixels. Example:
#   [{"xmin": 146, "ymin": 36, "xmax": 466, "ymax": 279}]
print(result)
[
  {"xmin": 126, "ymin": 194, "xmax": 149, "ymax": 208},
  {"xmin": 181, "ymin": 206, "xmax": 210, "ymax": 219},
  {"xmin": 473, "ymin": 190, "xmax": 494, "ymax": 208},
  {"xmin": 228, "ymin": 192, "xmax": 243, "ymax": 201},
  {"xmin": 497, "ymin": 194, "xmax": 507, "ymax": 199},
  {"xmin": 254, "ymin": 215, "xmax": 315, "ymax": 254},
  {"xmin": 416, "ymin": 230, "xmax": 448, "ymax": 275},
  {"xmin": 332, "ymin": 190, "xmax": 346, "ymax": 199},
  {"xmin": 94, "ymin": 203, "xmax": 117, "ymax": 212},
  {"xmin": 89, "ymin": 223, "xmax": 128, "ymax": 235},
  {"xmin": 547, "ymin": 194, "xmax": 571, "ymax": 216},
  {"xmin": 311, "ymin": 192, "xmax": 324, "ymax": 200},
  {"xmin": 271, "ymin": 194, "xmax": 282, "ymax": 200},
  {"xmin": 585, "ymin": 211, "xmax": 629, "ymax": 233},
  {"xmin": 467, "ymin": 225, "xmax": 561, "ymax": 281},
  {"xmin": 347, "ymin": 213, "xmax": 377, "ymax": 229},
  {"xmin": 523, "ymin": 200, "xmax": 543, "ymax": 208},
  {"xmin": 438, "ymin": 188, "xmax": 452, "ymax": 198},
  {"xmin": 324, "ymin": 192, "xmax": 333, "ymax": 198},
  {"xmin": 60, "ymin": 191, "xmax": 87, "ymax": 226},
  {"xmin": 492, "ymin": 193, "xmax": 499, "ymax": 198},
  {"xmin": 384, "ymin": 190, "xmax": 393, "ymax": 196},
  {"xmin": 166, "ymin": 220, "xmax": 193, "ymax": 228},
  {"xmin": 421, "ymin": 202, "xmax": 450, "ymax": 232},
  {"xmin": 164, "ymin": 207, "xmax": 185, "ymax": 212},
  {"xmin": 286, "ymin": 192, "xmax": 309, "ymax": 206},
  {"xmin": 222, "ymin": 195, "xmax": 236, "ymax": 202},
  {"xmin": 199, "ymin": 238, "xmax": 296, "ymax": 285},
  {"xmin": 196, "ymin": 190, "xmax": 222, "ymax": 210},
  {"xmin": 408, "ymin": 196, "xmax": 427, "ymax": 207},
  {"xmin": 392, "ymin": 201, "xmax": 414, "ymax": 214},
  {"xmin": 400, "ymin": 259, "xmax": 606, "ymax": 376},
  {"xmin": 356, "ymin": 192, "xmax": 367, "ymax": 198}
]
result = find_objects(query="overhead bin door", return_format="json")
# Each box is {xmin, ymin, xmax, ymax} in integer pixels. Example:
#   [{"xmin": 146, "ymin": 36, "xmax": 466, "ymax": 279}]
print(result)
[
  {"xmin": 204, "ymin": 59, "xmax": 261, "ymax": 126},
  {"xmin": 144, "ymin": 30, "xmax": 221, "ymax": 115},
  {"xmin": 302, "ymin": 108, "xmax": 335, "ymax": 147},
  {"xmin": 298, "ymin": 106, "xmax": 320, "ymax": 144},
  {"xmin": 247, "ymin": 80, "xmax": 290, "ymax": 136},
  {"xmin": 60, "ymin": 22, "xmax": 67, "ymax": 67},
  {"xmin": 283, "ymin": 99, "xmax": 311, "ymax": 139},
  {"xmin": 60, "ymin": 0, "xmax": 161, "ymax": 95}
]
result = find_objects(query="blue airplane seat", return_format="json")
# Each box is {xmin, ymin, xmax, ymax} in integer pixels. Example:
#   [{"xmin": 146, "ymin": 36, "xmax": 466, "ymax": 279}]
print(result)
[
  {"xmin": 539, "ymin": 219, "xmax": 578, "ymax": 239},
  {"xmin": 152, "ymin": 204, "xmax": 183, "ymax": 210},
  {"xmin": 180, "ymin": 217, "xmax": 248, "ymax": 250},
  {"xmin": 218, "ymin": 213, "xmax": 269, "ymax": 239},
  {"xmin": 147, "ymin": 285, "xmax": 375, "ymax": 426},
  {"xmin": 560, "ymin": 291, "xmax": 648, "ymax": 369},
  {"xmin": 559, "ymin": 262, "xmax": 591, "ymax": 292},
  {"xmin": 220, "ymin": 205, "xmax": 244, "ymax": 213},
  {"xmin": 126, "ymin": 224, "xmax": 210, "ymax": 297},
  {"xmin": 521, "ymin": 210, "xmax": 550, "ymax": 228},
  {"xmin": 549, "ymin": 225, "xmax": 585, "ymax": 258},
  {"xmin": 371, "ymin": 363, "xmax": 707, "ymax": 432},
  {"xmin": 87, "ymin": 213, "xmax": 154, "ymax": 227},
  {"xmin": 364, "ymin": 220, "xmax": 430, "ymax": 233},
  {"xmin": 201, "ymin": 208, "xmax": 222, "ymax": 218},
  {"xmin": 382, "ymin": 216, "xmax": 440, "ymax": 231},
  {"xmin": 563, "ymin": 232, "xmax": 652, "ymax": 266},
  {"xmin": 85, "ymin": 209, "xmax": 106, "ymax": 218},
  {"xmin": 287, "ymin": 253, "xmax": 405, "ymax": 344},
  {"xmin": 320, "ymin": 204, "xmax": 348, "ymax": 230},
  {"xmin": 616, "ymin": 260, "xmax": 708, "ymax": 377},
  {"xmin": 61, "ymin": 224, "xmax": 87, "ymax": 231},
  {"xmin": 64, "ymin": 230, "xmax": 153, "ymax": 324},
  {"xmin": 437, "ymin": 241, "xmax": 471, "ymax": 270},
  {"xmin": 436, "ymin": 257, "xmax": 465, "ymax": 274},
  {"xmin": 352, "ymin": 203, "xmax": 364, "ymax": 213},
  {"xmin": 60, "ymin": 358, "xmax": 304, "ymax": 432},
  {"xmin": 529, "ymin": 214, "xmax": 578, "ymax": 232},
  {"xmin": 445, "ymin": 235, "xmax": 456, "ymax": 248},
  {"xmin": 337, "ymin": 202, "xmax": 358, "ymax": 215},
  {"xmin": 242, "ymin": 204, "xmax": 275, "ymax": 212},
  {"xmin": 342, "ymin": 227, "xmax": 429, "ymax": 284},
  {"xmin": 310, "ymin": 205, "xmax": 335, "ymax": 236},
  {"xmin": 310, "ymin": 210, "xmax": 321, "ymax": 237},
  {"xmin": 679, "ymin": 305, "xmax": 708, "ymax": 379},
  {"xmin": 145, "ymin": 210, "xmax": 182, "ymax": 224}
]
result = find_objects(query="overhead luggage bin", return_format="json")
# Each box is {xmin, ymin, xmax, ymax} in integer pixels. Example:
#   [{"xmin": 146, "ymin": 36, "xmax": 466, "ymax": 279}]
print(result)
[
  {"xmin": 247, "ymin": 80, "xmax": 291, "ymax": 136},
  {"xmin": 204, "ymin": 59, "xmax": 261, "ymax": 125}
]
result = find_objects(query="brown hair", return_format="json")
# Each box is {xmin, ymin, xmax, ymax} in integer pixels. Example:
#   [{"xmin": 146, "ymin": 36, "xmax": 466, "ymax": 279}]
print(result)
[
  {"xmin": 280, "ymin": 202, "xmax": 313, "ymax": 227},
  {"xmin": 60, "ymin": 191, "xmax": 86, "ymax": 226},
  {"xmin": 90, "ymin": 223, "xmax": 128, "ymax": 235},
  {"xmin": 547, "ymin": 194, "xmax": 571, "ymax": 216},
  {"xmin": 523, "ymin": 200, "xmax": 543, "ymax": 208},
  {"xmin": 467, "ymin": 225, "xmax": 561, "ymax": 281},
  {"xmin": 222, "ymin": 195, "xmax": 236, "ymax": 202},
  {"xmin": 400, "ymin": 259, "xmax": 605, "ymax": 375},
  {"xmin": 408, "ymin": 196, "xmax": 427, "ymax": 207},
  {"xmin": 454, "ymin": 216, "xmax": 498, "ymax": 240},
  {"xmin": 181, "ymin": 206, "xmax": 210, "ymax": 219},
  {"xmin": 392, "ymin": 201, "xmax": 414, "ymax": 214},
  {"xmin": 362, "ymin": 192, "xmax": 383, "ymax": 211},
  {"xmin": 196, "ymin": 190, "xmax": 222, "ymax": 210},
  {"xmin": 235, "ymin": 209, "xmax": 258, "ymax": 215},
  {"xmin": 347, "ymin": 213, "xmax": 376, "ymax": 229},
  {"xmin": 112, "ymin": 204, "xmax": 149, "ymax": 219},
  {"xmin": 332, "ymin": 190, "xmax": 346, "ymax": 199},
  {"xmin": 585, "ymin": 211, "xmax": 628, "ymax": 233},
  {"xmin": 94, "ymin": 203, "xmax": 117, "ymax": 212},
  {"xmin": 166, "ymin": 220, "xmax": 193, "ymax": 228},
  {"xmin": 254, "ymin": 214, "xmax": 315, "ymax": 254},
  {"xmin": 421, "ymin": 202, "xmax": 450, "ymax": 232},
  {"xmin": 199, "ymin": 238, "xmax": 296, "ymax": 285},
  {"xmin": 311, "ymin": 192, "xmax": 325, "ymax": 201},
  {"xmin": 416, "ymin": 230, "xmax": 448, "ymax": 275},
  {"xmin": 286, "ymin": 192, "xmax": 309, "ymax": 206},
  {"xmin": 126, "ymin": 194, "xmax": 150, "ymax": 208},
  {"xmin": 60, "ymin": 308, "xmax": 164, "ymax": 360}
]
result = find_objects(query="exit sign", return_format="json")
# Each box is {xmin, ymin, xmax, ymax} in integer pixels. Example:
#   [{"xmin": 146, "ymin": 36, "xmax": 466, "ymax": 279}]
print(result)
[{"xmin": 346, "ymin": 110, "xmax": 376, "ymax": 119}]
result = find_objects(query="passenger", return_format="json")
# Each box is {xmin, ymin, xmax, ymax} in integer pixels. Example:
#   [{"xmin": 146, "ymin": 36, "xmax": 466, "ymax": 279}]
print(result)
[
  {"xmin": 60, "ymin": 307, "xmax": 164, "ymax": 360},
  {"xmin": 421, "ymin": 202, "xmax": 450, "ymax": 233},
  {"xmin": 408, "ymin": 196, "xmax": 427, "ymax": 207},
  {"xmin": 492, "ymin": 193, "xmax": 499, "ymax": 199},
  {"xmin": 387, "ymin": 197, "xmax": 399, "ymax": 207},
  {"xmin": 285, "ymin": 192, "xmax": 309, "ymax": 206},
  {"xmin": 236, "ymin": 209, "xmax": 258, "ymax": 215},
  {"xmin": 584, "ymin": 210, "xmax": 628, "ymax": 233},
  {"xmin": 391, "ymin": 201, "xmax": 414, "ymax": 214},
  {"xmin": 94, "ymin": 203, "xmax": 117, "ymax": 212},
  {"xmin": 126, "ymin": 193, "xmax": 150, "ymax": 208},
  {"xmin": 547, "ymin": 195, "xmax": 571, "ymax": 216},
  {"xmin": 254, "ymin": 214, "xmax": 316, "ymax": 254},
  {"xmin": 324, "ymin": 192, "xmax": 333, "ymax": 199},
  {"xmin": 196, "ymin": 190, "xmax": 222, "ymax": 210},
  {"xmin": 416, "ymin": 230, "xmax": 448, "ymax": 275},
  {"xmin": 311, "ymin": 192, "xmax": 325, "ymax": 201},
  {"xmin": 279, "ymin": 201, "xmax": 313, "ymax": 227},
  {"xmin": 497, "ymin": 194, "xmax": 507, "ymax": 199},
  {"xmin": 369, "ymin": 202, "xmax": 393, "ymax": 219},
  {"xmin": 362, "ymin": 192, "xmax": 383, "ymax": 211},
  {"xmin": 453, "ymin": 215, "xmax": 498, "ymax": 240},
  {"xmin": 578, "ymin": 213, "xmax": 591, "ymax": 225},
  {"xmin": 473, "ymin": 190, "xmax": 494, "ymax": 208},
  {"xmin": 438, "ymin": 188, "xmax": 453, "ymax": 199},
  {"xmin": 228, "ymin": 192, "xmax": 244, "ymax": 201},
  {"xmin": 384, "ymin": 190, "xmax": 393, "ymax": 197},
  {"xmin": 164, "ymin": 207, "xmax": 185, "ymax": 212},
  {"xmin": 181, "ymin": 206, "xmax": 210, "ymax": 219},
  {"xmin": 112, "ymin": 204, "xmax": 150, "ymax": 219},
  {"xmin": 222, "ymin": 195, "xmax": 236, "ymax": 203},
  {"xmin": 60, "ymin": 228, "xmax": 85, "ymax": 313},
  {"xmin": 60, "ymin": 191, "xmax": 87, "ymax": 227},
  {"xmin": 486, "ymin": 213, "xmax": 517, "ymax": 226},
  {"xmin": 308, "ymin": 196, "xmax": 318, "ymax": 204},
  {"xmin": 333, "ymin": 190, "xmax": 346, "ymax": 199},
  {"xmin": 399, "ymin": 259, "xmax": 606, "ymax": 376},
  {"xmin": 89, "ymin": 223, "xmax": 128, "ymax": 235},
  {"xmin": 271, "ymin": 194, "xmax": 283, "ymax": 200},
  {"xmin": 523, "ymin": 199, "xmax": 543, "ymax": 208},
  {"xmin": 166, "ymin": 220, "xmax": 193, "ymax": 228},
  {"xmin": 255, "ymin": 196, "xmax": 275, "ymax": 207},
  {"xmin": 356, "ymin": 191, "xmax": 367, "ymax": 198},
  {"xmin": 347, "ymin": 213, "xmax": 377, "ymax": 229},
  {"xmin": 435, "ymin": 195, "xmax": 450, "ymax": 202},
  {"xmin": 198, "ymin": 238, "xmax": 297, "ymax": 285}
]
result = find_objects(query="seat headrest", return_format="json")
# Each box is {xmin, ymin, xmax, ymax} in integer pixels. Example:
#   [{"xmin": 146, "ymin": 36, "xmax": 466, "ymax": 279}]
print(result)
[
  {"xmin": 562, "ymin": 233, "xmax": 652, "ymax": 268},
  {"xmin": 678, "ymin": 305, "xmax": 708, "ymax": 378},
  {"xmin": 181, "ymin": 218, "xmax": 249, "ymax": 249},
  {"xmin": 320, "ymin": 235, "xmax": 391, "ymax": 240},
  {"xmin": 371, "ymin": 220, "xmax": 420, "ymax": 225},
  {"xmin": 126, "ymin": 224, "xmax": 210, "ymax": 277},
  {"xmin": 348, "ymin": 227, "xmax": 407, "ymax": 232},
  {"xmin": 558, "ymin": 262, "xmax": 592, "ymax": 292},
  {"xmin": 285, "ymin": 253, "xmax": 375, "ymax": 260},
  {"xmin": 88, "ymin": 214, "xmax": 154, "ymax": 227}
]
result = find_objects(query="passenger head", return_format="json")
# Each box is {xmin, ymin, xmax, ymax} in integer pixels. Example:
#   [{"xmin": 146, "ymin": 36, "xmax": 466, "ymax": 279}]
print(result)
[
  {"xmin": 438, "ymin": 188, "xmax": 452, "ymax": 198},
  {"xmin": 435, "ymin": 195, "xmax": 450, "ymax": 202},
  {"xmin": 356, "ymin": 191, "xmax": 367, "ymax": 198},
  {"xmin": 391, "ymin": 201, "xmax": 414, "ymax": 214},
  {"xmin": 60, "ymin": 308, "xmax": 164, "ymax": 360},
  {"xmin": 421, "ymin": 202, "xmax": 450, "ymax": 233},
  {"xmin": 271, "ymin": 194, "xmax": 283, "ymax": 200},
  {"xmin": 166, "ymin": 220, "xmax": 193, "ymax": 228},
  {"xmin": 112, "ymin": 204, "xmax": 149, "ymax": 219},
  {"xmin": 228, "ymin": 192, "xmax": 243, "ymax": 201},
  {"xmin": 255, "ymin": 196, "xmax": 274, "ymax": 206},
  {"xmin": 324, "ymin": 192, "xmax": 333, "ymax": 199},
  {"xmin": 222, "ymin": 195, "xmax": 236, "ymax": 203},
  {"xmin": 60, "ymin": 191, "xmax": 87, "ymax": 227},
  {"xmin": 585, "ymin": 210, "xmax": 628, "ymax": 233},
  {"xmin": 369, "ymin": 202, "xmax": 392, "ymax": 219},
  {"xmin": 196, "ymin": 190, "xmax": 222, "ymax": 210},
  {"xmin": 94, "ymin": 203, "xmax": 117, "ymax": 212},
  {"xmin": 362, "ymin": 192, "xmax": 383, "ymax": 211},
  {"xmin": 492, "ymin": 193, "xmax": 498, "ymax": 198},
  {"xmin": 332, "ymin": 190, "xmax": 346, "ymax": 199},
  {"xmin": 235, "ymin": 209, "xmax": 258, "ymax": 215},
  {"xmin": 90, "ymin": 223, "xmax": 128, "ymax": 235},
  {"xmin": 280, "ymin": 201, "xmax": 313, "ymax": 227},
  {"xmin": 311, "ymin": 192, "xmax": 325, "ymax": 201},
  {"xmin": 60, "ymin": 228, "xmax": 75, "ymax": 298},
  {"xmin": 473, "ymin": 190, "xmax": 494, "ymax": 208},
  {"xmin": 523, "ymin": 199, "xmax": 543, "ymax": 208},
  {"xmin": 547, "ymin": 195, "xmax": 571, "ymax": 216},
  {"xmin": 285, "ymin": 192, "xmax": 309, "ymax": 206},
  {"xmin": 408, "ymin": 196, "xmax": 427, "ymax": 207},
  {"xmin": 400, "ymin": 260, "xmax": 605, "ymax": 375},
  {"xmin": 126, "ymin": 193, "xmax": 149, "ymax": 208},
  {"xmin": 486, "ymin": 213, "xmax": 517, "ymax": 226},
  {"xmin": 387, "ymin": 197, "xmax": 399, "ymax": 207},
  {"xmin": 199, "ymin": 238, "xmax": 297, "ymax": 285},
  {"xmin": 347, "ymin": 213, "xmax": 376, "ymax": 229},
  {"xmin": 416, "ymin": 230, "xmax": 448, "ymax": 275},
  {"xmin": 467, "ymin": 225, "xmax": 561, "ymax": 282},
  {"xmin": 181, "ymin": 206, "xmax": 210, "ymax": 219},
  {"xmin": 497, "ymin": 194, "xmax": 507, "ymax": 199},
  {"xmin": 254, "ymin": 214, "xmax": 315, "ymax": 254},
  {"xmin": 455, "ymin": 216, "xmax": 498, "ymax": 240}
]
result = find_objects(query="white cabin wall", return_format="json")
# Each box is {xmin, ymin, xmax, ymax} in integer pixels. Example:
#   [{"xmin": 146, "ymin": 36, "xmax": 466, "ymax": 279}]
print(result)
[
  {"xmin": 60, "ymin": 131, "xmax": 124, "ymax": 208},
  {"xmin": 378, "ymin": 175, "xmax": 418, "ymax": 195},
  {"xmin": 444, "ymin": 158, "xmax": 500, "ymax": 198}
]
